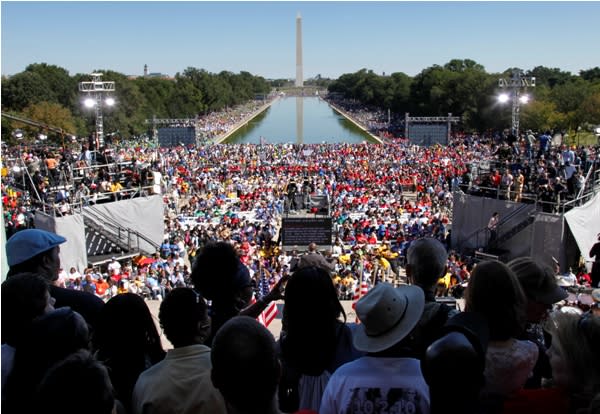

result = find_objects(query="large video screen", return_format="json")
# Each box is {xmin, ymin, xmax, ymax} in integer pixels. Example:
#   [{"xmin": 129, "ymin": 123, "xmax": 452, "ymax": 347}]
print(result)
[
  {"xmin": 408, "ymin": 124, "xmax": 448, "ymax": 146},
  {"xmin": 281, "ymin": 217, "xmax": 332, "ymax": 247},
  {"xmin": 158, "ymin": 127, "xmax": 196, "ymax": 147}
]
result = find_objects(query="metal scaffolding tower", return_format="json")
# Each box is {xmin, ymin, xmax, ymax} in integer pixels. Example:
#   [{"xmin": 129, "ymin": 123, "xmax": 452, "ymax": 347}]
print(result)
[
  {"xmin": 79, "ymin": 73, "xmax": 116, "ymax": 148},
  {"xmin": 498, "ymin": 69, "xmax": 535, "ymax": 137}
]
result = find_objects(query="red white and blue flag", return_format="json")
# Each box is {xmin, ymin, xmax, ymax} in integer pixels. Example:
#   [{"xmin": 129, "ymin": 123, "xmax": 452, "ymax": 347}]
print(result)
[
  {"xmin": 256, "ymin": 273, "xmax": 278, "ymax": 327},
  {"xmin": 352, "ymin": 281, "xmax": 369, "ymax": 306}
]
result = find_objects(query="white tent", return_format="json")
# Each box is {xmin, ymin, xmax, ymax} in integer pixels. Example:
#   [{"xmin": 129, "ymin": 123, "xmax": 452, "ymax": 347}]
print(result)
[{"xmin": 564, "ymin": 192, "xmax": 600, "ymax": 271}]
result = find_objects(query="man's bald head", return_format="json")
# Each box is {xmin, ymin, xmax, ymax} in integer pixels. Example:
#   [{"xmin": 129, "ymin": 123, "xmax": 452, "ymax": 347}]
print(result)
[{"xmin": 406, "ymin": 238, "xmax": 448, "ymax": 288}]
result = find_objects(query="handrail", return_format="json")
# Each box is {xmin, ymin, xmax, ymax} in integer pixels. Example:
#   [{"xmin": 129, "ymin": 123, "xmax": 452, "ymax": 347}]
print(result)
[
  {"xmin": 467, "ymin": 180, "xmax": 598, "ymax": 214},
  {"xmin": 561, "ymin": 169, "xmax": 600, "ymax": 212},
  {"xmin": 83, "ymin": 207, "xmax": 132, "ymax": 250},
  {"xmin": 497, "ymin": 203, "xmax": 532, "ymax": 228},
  {"xmin": 85, "ymin": 203, "xmax": 160, "ymax": 252},
  {"xmin": 576, "ymin": 166, "xmax": 595, "ymax": 199},
  {"xmin": 83, "ymin": 215, "xmax": 132, "ymax": 253},
  {"xmin": 72, "ymin": 185, "xmax": 154, "ymax": 205},
  {"xmin": 72, "ymin": 160, "xmax": 135, "ymax": 173},
  {"xmin": 457, "ymin": 194, "xmax": 532, "ymax": 251}
]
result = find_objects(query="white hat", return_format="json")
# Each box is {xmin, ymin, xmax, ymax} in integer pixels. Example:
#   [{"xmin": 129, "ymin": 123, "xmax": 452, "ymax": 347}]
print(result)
[{"xmin": 353, "ymin": 282, "xmax": 425, "ymax": 353}]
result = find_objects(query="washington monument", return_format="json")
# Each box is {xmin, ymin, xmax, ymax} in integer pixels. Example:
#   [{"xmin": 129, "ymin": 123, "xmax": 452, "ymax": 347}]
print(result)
[{"xmin": 295, "ymin": 13, "xmax": 303, "ymax": 88}]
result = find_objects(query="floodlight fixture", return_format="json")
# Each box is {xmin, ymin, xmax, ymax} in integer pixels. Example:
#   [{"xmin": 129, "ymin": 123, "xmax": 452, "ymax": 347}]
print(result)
[
  {"xmin": 79, "ymin": 73, "xmax": 116, "ymax": 147},
  {"xmin": 497, "ymin": 69, "xmax": 536, "ymax": 136}
]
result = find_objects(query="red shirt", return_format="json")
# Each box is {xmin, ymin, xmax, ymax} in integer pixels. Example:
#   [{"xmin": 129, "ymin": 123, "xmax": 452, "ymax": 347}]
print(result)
[{"xmin": 96, "ymin": 280, "xmax": 109, "ymax": 296}]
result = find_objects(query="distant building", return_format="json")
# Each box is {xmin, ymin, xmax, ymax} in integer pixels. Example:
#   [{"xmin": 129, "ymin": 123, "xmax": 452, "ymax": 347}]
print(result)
[
  {"xmin": 145, "ymin": 64, "xmax": 169, "ymax": 78},
  {"xmin": 147, "ymin": 72, "xmax": 170, "ymax": 78}
]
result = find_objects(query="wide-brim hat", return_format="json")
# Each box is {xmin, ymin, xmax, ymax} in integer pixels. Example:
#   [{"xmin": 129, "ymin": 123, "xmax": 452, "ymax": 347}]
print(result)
[
  {"xmin": 508, "ymin": 257, "xmax": 568, "ymax": 305},
  {"xmin": 555, "ymin": 277, "xmax": 573, "ymax": 288},
  {"xmin": 6, "ymin": 229, "xmax": 66, "ymax": 267},
  {"xmin": 353, "ymin": 282, "xmax": 424, "ymax": 353}
]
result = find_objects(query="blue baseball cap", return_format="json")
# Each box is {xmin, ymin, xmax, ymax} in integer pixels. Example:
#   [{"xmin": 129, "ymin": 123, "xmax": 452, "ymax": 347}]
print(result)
[{"xmin": 6, "ymin": 229, "xmax": 66, "ymax": 267}]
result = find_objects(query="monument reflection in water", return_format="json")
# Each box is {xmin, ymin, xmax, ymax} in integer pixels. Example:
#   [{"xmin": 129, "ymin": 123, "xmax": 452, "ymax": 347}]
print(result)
[{"xmin": 225, "ymin": 97, "xmax": 375, "ymax": 144}]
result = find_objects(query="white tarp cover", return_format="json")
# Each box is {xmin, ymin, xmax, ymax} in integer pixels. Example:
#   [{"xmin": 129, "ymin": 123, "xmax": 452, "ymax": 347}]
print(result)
[
  {"xmin": 1, "ymin": 208, "xmax": 8, "ymax": 282},
  {"xmin": 35, "ymin": 211, "xmax": 87, "ymax": 273},
  {"xmin": 564, "ymin": 192, "xmax": 600, "ymax": 270},
  {"xmin": 84, "ymin": 195, "xmax": 164, "ymax": 254}
]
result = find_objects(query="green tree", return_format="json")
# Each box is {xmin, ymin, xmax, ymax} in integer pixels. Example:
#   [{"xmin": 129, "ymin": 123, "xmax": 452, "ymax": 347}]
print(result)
[
  {"xmin": 135, "ymin": 77, "xmax": 176, "ymax": 118},
  {"xmin": 24, "ymin": 63, "xmax": 77, "ymax": 107},
  {"xmin": 550, "ymin": 78, "xmax": 590, "ymax": 129},
  {"xmin": 579, "ymin": 67, "xmax": 600, "ymax": 83},
  {"xmin": 527, "ymin": 66, "xmax": 574, "ymax": 88},
  {"xmin": 440, "ymin": 59, "xmax": 494, "ymax": 130},
  {"xmin": 521, "ymin": 100, "xmax": 565, "ymax": 132},
  {"xmin": 409, "ymin": 65, "xmax": 446, "ymax": 115},
  {"xmin": 389, "ymin": 72, "xmax": 411, "ymax": 114},
  {"xmin": 106, "ymin": 78, "xmax": 147, "ymax": 138},
  {"xmin": 2, "ymin": 71, "xmax": 53, "ymax": 111},
  {"xmin": 12, "ymin": 101, "xmax": 77, "ymax": 145},
  {"xmin": 575, "ymin": 89, "xmax": 600, "ymax": 126},
  {"xmin": 168, "ymin": 74, "xmax": 205, "ymax": 117},
  {"xmin": 1, "ymin": 63, "xmax": 76, "ymax": 111}
]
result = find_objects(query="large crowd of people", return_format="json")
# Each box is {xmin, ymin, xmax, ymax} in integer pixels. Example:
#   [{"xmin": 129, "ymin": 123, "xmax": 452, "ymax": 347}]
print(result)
[
  {"xmin": 2, "ymin": 98, "xmax": 600, "ymax": 413},
  {"xmin": 2, "ymin": 123, "xmax": 598, "ymax": 297},
  {"xmin": 2, "ymin": 228, "xmax": 599, "ymax": 414}
]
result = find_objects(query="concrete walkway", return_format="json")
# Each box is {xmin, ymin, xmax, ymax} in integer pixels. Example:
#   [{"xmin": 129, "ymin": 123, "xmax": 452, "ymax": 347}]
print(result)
[
  {"xmin": 146, "ymin": 294, "xmax": 463, "ymax": 350},
  {"xmin": 145, "ymin": 297, "xmax": 356, "ymax": 349}
]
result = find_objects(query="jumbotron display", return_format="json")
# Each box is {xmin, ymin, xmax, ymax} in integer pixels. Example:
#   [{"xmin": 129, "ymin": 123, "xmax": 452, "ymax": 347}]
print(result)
[
  {"xmin": 408, "ymin": 124, "xmax": 449, "ymax": 146},
  {"xmin": 158, "ymin": 127, "xmax": 196, "ymax": 147},
  {"xmin": 281, "ymin": 217, "xmax": 333, "ymax": 247}
]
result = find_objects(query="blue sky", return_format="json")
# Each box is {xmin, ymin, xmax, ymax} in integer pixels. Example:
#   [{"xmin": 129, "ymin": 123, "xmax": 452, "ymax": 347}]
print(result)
[{"xmin": 2, "ymin": 1, "xmax": 599, "ymax": 79}]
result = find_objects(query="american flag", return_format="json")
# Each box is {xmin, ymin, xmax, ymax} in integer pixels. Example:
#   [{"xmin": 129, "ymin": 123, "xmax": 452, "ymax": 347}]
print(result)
[
  {"xmin": 256, "ymin": 272, "xmax": 278, "ymax": 327},
  {"xmin": 352, "ymin": 281, "xmax": 369, "ymax": 304},
  {"xmin": 351, "ymin": 280, "xmax": 370, "ymax": 323}
]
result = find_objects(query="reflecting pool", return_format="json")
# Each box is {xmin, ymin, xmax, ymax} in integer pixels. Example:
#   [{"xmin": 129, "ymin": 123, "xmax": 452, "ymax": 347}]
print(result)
[{"xmin": 225, "ymin": 97, "xmax": 376, "ymax": 144}]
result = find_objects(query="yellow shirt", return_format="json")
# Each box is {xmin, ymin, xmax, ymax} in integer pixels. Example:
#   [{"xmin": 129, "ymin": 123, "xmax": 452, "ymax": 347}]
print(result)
[
  {"xmin": 378, "ymin": 257, "xmax": 391, "ymax": 269},
  {"xmin": 437, "ymin": 272, "xmax": 452, "ymax": 288},
  {"xmin": 343, "ymin": 276, "xmax": 355, "ymax": 287},
  {"xmin": 338, "ymin": 254, "xmax": 351, "ymax": 264}
]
